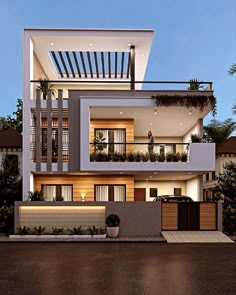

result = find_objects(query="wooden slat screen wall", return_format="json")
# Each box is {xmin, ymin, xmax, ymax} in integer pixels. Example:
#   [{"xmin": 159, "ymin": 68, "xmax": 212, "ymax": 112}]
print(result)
[
  {"xmin": 19, "ymin": 206, "xmax": 105, "ymax": 230},
  {"xmin": 34, "ymin": 175, "xmax": 134, "ymax": 201},
  {"xmin": 200, "ymin": 203, "xmax": 216, "ymax": 230},
  {"xmin": 90, "ymin": 119, "xmax": 134, "ymax": 154},
  {"xmin": 162, "ymin": 203, "xmax": 178, "ymax": 230}
]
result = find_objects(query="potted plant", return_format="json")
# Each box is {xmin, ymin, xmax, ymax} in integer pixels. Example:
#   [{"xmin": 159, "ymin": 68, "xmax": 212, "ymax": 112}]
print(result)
[
  {"xmin": 135, "ymin": 152, "xmax": 142, "ymax": 162},
  {"xmin": 27, "ymin": 190, "xmax": 45, "ymax": 201},
  {"xmin": 106, "ymin": 213, "xmax": 120, "ymax": 238},
  {"xmin": 166, "ymin": 152, "xmax": 173, "ymax": 162},
  {"xmin": 190, "ymin": 133, "xmax": 202, "ymax": 143},
  {"xmin": 149, "ymin": 152, "xmax": 157, "ymax": 162},
  {"xmin": 127, "ymin": 152, "xmax": 135, "ymax": 162},
  {"xmin": 36, "ymin": 78, "xmax": 55, "ymax": 100},
  {"xmin": 157, "ymin": 153, "xmax": 165, "ymax": 162},
  {"xmin": 180, "ymin": 152, "xmax": 188, "ymax": 162},
  {"xmin": 93, "ymin": 132, "xmax": 107, "ymax": 152},
  {"xmin": 188, "ymin": 79, "xmax": 203, "ymax": 91}
]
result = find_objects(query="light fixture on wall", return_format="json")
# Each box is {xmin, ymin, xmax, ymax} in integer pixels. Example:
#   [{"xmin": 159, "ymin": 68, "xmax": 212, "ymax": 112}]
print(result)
[{"xmin": 81, "ymin": 193, "xmax": 86, "ymax": 202}]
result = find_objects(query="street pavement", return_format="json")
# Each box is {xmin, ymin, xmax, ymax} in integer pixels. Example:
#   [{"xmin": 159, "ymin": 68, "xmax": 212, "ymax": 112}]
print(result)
[{"xmin": 0, "ymin": 243, "xmax": 235, "ymax": 295}]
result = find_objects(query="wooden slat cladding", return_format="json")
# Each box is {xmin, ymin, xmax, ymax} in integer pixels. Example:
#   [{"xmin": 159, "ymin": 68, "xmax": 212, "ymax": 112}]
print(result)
[
  {"xmin": 90, "ymin": 119, "xmax": 134, "ymax": 153},
  {"xmin": 34, "ymin": 175, "xmax": 134, "ymax": 201},
  {"xmin": 200, "ymin": 203, "xmax": 216, "ymax": 230},
  {"xmin": 162, "ymin": 203, "xmax": 178, "ymax": 230},
  {"xmin": 19, "ymin": 206, "xmax": 105, "ymax": 230}
]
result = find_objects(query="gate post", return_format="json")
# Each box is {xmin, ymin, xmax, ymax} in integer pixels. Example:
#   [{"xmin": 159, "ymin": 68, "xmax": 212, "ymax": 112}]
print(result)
[{"xmin": 217, "ymin": 201, "xmax": 223, "ymax": 231}]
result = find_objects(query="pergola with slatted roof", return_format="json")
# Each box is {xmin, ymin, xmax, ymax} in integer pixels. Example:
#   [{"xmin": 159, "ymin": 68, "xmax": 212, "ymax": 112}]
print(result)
[{"xmin": 29, "ymin": 29, "xmax": 154, "ymax": 90}]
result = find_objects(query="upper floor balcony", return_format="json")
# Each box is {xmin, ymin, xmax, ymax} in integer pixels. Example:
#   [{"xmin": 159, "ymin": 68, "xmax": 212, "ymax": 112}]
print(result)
[{"xmin": 83, "ymin": 141, "xmax": 215, "ymax": 172}]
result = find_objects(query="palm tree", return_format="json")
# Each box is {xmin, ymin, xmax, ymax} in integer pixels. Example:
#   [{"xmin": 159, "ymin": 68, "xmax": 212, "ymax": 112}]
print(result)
[
  {"xmin": 228, "ymin": 63, "xmax": 236, "ymax": 115},
  {"xmin": 233, "ymin": 103, "xmax": 236, "ymax": 116},
  {"xmin": 228, "ymin": 63, "xmax": 236, "ymax": 76},
  {"xmin": 203, "ymin": 119, "xmax": 236, "ymax": 148}
]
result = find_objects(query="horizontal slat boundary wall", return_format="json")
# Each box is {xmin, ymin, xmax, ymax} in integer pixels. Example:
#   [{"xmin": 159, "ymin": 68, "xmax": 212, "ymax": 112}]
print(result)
[
  {"xmin": 19, "ymin": 206, "xmax": 105, "ymax": 230},
  {"xmin": 34, "ymin": 175, "xmax": 134, "ymax": 201},
  {"xmin": 162, "ymin": 203, "xmax": 178, "ymax": 230},
  {"xmin": 90, "ymin": 119, "xmax": 134, "ymax": 153},
  {"xmin": 200, "ymin": 203, "xmax": 216, "ymax": 230}
]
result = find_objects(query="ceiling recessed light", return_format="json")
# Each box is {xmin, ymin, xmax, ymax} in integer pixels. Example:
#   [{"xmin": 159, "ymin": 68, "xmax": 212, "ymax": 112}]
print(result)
[
  {"xmin": 188, "ymin": 111, "xmax": 192, "ymax": 115},
  {"xmin": 173, "ymin": 131, "xmax": 176, "ymax": 134},
  {"xmin": 180, "ymin": 122, "xmax": 183, "ymax": 125},
  {"xmin": 154, "ymin": 110, "xmax": 158, "ymax": 115},
  {"xmin": 141, "ymin": 54, "xmax": 145, "ymax": 57},
  {"xmin": 150, "ymin": 122, "xmax": 153, "ymax": 125},
  {"xmin": 128, "ymin": 43, "xmax": 131, "ymax": 46},
  {"xmin": 50, "ymin": 42, "xmax": 54, "ymax": 46},
  {"xmin": 119, "ymin": 111, "xmax": 123, "ymax": 115},
  {"xmin": 89, "ymin": 43, "xmax": 93, "ymax": 46}
]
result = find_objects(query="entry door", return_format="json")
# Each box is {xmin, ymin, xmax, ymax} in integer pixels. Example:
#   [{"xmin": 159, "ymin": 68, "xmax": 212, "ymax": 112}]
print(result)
[
  {"xmin": 134, "ymin": 188, "xmax": 146, "ymax": 201},
  {"xmin": 174, "ymin": 188, "xmax": 182, "ymax": 196},
  {"xmin": 178, "ymin": 203, "xmax": 200, "ymax": 230}
]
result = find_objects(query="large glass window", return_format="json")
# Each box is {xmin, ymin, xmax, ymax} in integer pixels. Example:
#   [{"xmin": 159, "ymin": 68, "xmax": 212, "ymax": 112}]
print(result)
[
  {"xmin": 94, "ymin": 185, "xmax": 126, "ymax": 201},
  {"xmin": 94, "ymin": 128, "xmax": 126, "ymax": 154},
  {"xmin": 41, "ymin": 184, "xmax": 73, "ymax": 201}
]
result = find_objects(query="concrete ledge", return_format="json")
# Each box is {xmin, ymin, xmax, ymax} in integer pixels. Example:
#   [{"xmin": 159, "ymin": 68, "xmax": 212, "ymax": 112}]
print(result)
[{"xmin": 1, "ymin": 235, "xmax": 166, "ymax": 243}]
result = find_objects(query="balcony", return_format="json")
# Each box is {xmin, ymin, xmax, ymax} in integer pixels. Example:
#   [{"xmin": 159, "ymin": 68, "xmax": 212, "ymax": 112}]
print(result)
[
  {"xmin": 83, "ymin": 142, "xmax": 215, "ymax": 172},
  {"xmin": 90, "ymin": 142, "xmax": 189, "ymax": 162}
]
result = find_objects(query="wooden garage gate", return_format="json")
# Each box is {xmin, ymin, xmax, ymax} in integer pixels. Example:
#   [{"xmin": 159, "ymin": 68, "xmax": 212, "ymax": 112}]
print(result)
[{"xmin": 162, "ymin": 202, "xmax": 217, "ymax": 231}]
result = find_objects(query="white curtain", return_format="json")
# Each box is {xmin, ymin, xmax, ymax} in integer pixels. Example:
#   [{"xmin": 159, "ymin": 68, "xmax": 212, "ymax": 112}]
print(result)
[
  {"xmin": 95, "ymin": 185, "xmax": 109, "ymax": 201},
  {"xmin": 114, "ymin": 130, "xmax": 125, "ymax": 153},
  {"xmin": 114, "ymin": 186, "xmax": 125, "ymax": 201},
  {"xmin": 43, "ymin": 186, "xmax": 56, "ymax": 201},
  {"xmin": 61, "ymin": 185, "xmax": 72, "ymax": 201}
]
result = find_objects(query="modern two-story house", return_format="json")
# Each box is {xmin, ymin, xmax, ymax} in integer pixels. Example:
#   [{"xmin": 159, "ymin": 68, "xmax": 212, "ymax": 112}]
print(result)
[{"xmin": 23, "ymin": 28, "xmax": 216, "ymax": 203}]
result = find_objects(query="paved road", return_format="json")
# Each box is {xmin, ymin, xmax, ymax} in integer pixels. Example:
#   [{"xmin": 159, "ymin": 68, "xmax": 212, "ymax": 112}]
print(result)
[{"xmin": 0, "ymin": 243, "xmax": 235, "ymax": 295}]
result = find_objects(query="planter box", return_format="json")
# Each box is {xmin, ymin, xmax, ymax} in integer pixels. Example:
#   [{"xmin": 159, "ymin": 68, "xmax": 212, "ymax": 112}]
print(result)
[{"xmin": 9, "ymin": 234, "xmax": 106, "ymax": 239}]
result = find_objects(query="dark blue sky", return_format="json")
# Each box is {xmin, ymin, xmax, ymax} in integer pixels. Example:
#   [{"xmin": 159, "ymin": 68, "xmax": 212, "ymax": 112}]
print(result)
[{"xmin": 0, "ymin": 0, "xmax": 235, "ymax": 125}]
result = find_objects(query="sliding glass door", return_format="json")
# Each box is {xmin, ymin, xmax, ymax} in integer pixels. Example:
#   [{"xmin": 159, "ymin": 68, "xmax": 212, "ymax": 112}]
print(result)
[{"xmin": 95, "ymin": 128, "xmax": 126, "ymax": 154}]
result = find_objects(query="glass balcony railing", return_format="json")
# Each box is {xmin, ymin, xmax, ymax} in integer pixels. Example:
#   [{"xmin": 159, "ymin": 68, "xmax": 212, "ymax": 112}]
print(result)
[{"xmin": 89, "ymin": 142, "xmax": 189, "ymax": 162}]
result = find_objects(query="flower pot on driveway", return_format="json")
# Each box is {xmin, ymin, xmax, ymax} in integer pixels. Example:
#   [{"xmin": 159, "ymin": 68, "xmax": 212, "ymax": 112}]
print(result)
[{"xmin": 106, "ymin": 227, "xmax": 119, "ymax": 238}]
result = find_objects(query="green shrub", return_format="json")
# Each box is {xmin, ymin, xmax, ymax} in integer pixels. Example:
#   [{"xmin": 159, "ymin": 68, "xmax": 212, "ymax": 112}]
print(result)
[
  {"xmin": 17, "ymin": 226, "xmax": 31, "ymax": 235},
  {"xmin": 32, "ymin": 226, "xmax": 46, "ymax": 235},
  {"xmin": 51, "ymin": 227, "xmax": 64, "ymax": 235},
  {"xmin": 68, "ymin": 226, "xmax": 83, "ymax": 235},
  {"xmin": 27, "ymin": 191, "xmax": 45, "ymax": 201},
  {"xmin": 106, "ymin": 214, "xmax": 120, "ymax": 227},
  {"xmin": 223, "ymin": 208, "xmax": 236, "ymax": 236},
  {"xmin": 0, "ymin": 206, "xmax": 14, "ymax": 234}
]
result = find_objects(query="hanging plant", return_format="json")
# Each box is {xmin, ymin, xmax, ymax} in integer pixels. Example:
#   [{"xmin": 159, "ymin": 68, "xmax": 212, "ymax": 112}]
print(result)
[{"xmin": 152, "ymin": 94, "xmax": 216, "ymax": 116}]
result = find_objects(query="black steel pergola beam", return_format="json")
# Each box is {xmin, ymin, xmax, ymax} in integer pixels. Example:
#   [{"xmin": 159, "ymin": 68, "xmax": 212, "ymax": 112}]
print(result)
[
  {"xmin": 50, "ymin": 51, "xmax": 63, "ymax": 78},
  {"xmin": 72, "ymin": 51, "xmax": 81, "ymax": 78},
  {"xmin": 80, "ymin": 52, "xmax": 87, "ymax": 78},
  {"xmin": 101, "ymin": 52, "xmax": 105, "ymax": 78},
  {"xmin": 94, "ymin": 52, "xmax": 99, "ymax": 78},
  {"xmin": 121, "ymin": 52, "xmax": 125, "ymax": 79},
  {"xmin": 86, "ymin": 52, "xmax": 93, "ymax": 78},
  {"xmin": 130, "ymin": 45, "xmax": 135, "ymax": 90},
  {"xmin": 65, "ymin": 52, "xmax": 75, "ymax": 78},
  {"xmin": 58, "ymin": 51, "xmax": 69, "ymax": 78}
]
